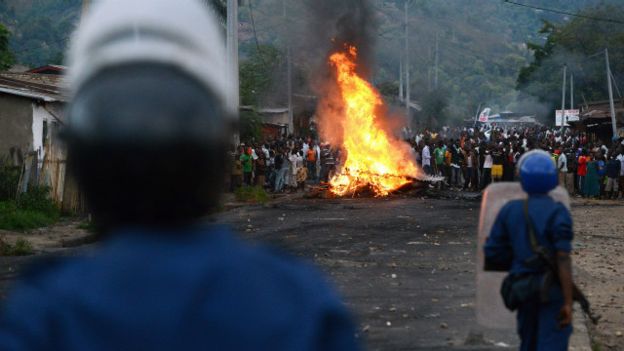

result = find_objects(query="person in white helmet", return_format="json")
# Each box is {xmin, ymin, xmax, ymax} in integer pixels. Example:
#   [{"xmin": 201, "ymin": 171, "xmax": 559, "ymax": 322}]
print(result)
[{"xmin": 0, "ymin": 1, "xmax": 359, "ymax": 350}]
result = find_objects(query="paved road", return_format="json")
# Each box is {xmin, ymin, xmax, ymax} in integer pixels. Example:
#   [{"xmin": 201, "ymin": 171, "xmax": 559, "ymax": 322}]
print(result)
[
  {"xmin": 217, "ymin": 196, "xmax": 518, "ymax": 350},
  {"xmin": 0, "ymin": 196, "xmax": 518, "ymax": 349}
]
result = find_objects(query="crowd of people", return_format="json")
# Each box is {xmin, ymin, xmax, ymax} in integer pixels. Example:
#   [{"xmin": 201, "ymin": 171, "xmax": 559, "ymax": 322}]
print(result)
[
  {"xmin": 411, "ymin": 126, "xmax": 624, "ymax": 199},
  {"xmin": 232, "ymin": 126, "xmax": 624, "ymax": 200},
  {"xmin": 230, "ymin": 137, "xmax": 339, "ymax": 193}
]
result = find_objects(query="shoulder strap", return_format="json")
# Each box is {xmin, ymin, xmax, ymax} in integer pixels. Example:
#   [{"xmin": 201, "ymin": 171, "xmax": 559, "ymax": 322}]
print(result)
[{"xmin": 523, "ymin": 199, "xmax": 539, "ymax": 252}]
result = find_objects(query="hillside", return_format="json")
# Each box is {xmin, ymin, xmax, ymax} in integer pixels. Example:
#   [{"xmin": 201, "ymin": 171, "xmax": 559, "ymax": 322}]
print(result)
[
  {"xmin": 0, "ymin": 0, "xmax": 81, "ymax": 67},
  {"xmin": 0, "ymin": 0, "xmax": 614, "ymax": 120}
]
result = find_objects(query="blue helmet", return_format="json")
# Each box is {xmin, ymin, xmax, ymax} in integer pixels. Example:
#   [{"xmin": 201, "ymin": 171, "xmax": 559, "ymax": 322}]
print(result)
[{"xmin": 518, "ymin": 150, "xmax": 558, "ymax": 194}]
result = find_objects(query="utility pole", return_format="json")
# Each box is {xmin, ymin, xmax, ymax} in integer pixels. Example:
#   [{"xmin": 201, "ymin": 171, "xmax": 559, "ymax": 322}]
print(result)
[
  {"xmin": 283, "ymin": 0, "xmax": 293, "ymax": 135},
  {"xmin": 605, "ymin": 48, "xmax": 618, "ymax": 138},
  {"xmin": 399, "ymin": 56, "xmax": 404, "ymax": 102},
  {"xmin": 226, "ymin": 0, "xmax": 240, "ymax": 144},
  {"xmin": 434, "ymin": 32, "xmax": 439, "ymax": 90},
  {"xmin": 404, "ymin": 0, "xmax": 410, "ymax": 123},
  {"xmin": 82, "ymin": 0, "xmax": 90, "ymax": 16},
  {"xmin": 570, "ymin": 74, "xmax": 574, "ymax": 110},
  {"xmin": 560, "ymin": 65, "xmax": 567, "ymax": 130}
]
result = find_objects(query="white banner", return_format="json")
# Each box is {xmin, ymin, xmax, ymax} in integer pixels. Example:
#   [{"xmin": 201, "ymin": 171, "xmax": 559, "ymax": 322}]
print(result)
[
  {"xmin": 555, "ymin": 109, "xmax": 580, "ymax": 127},
  {"xmin": 478, "ymin": 108, "xmax": 491, "ymax": 123}
]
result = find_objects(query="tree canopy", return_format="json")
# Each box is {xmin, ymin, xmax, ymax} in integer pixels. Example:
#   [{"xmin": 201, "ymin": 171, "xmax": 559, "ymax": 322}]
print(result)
[
  {"xmin": 0, "ymin": 23, "xmax": 14, "ymax": 70},
  {"xmin": 517, "ymin": 4, "xmax": 624, "ymax": 122}
]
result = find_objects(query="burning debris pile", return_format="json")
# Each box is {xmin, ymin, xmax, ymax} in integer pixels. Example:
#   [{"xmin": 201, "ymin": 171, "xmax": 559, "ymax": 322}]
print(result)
[
  {"xmin": 307, "ymin": 0, "xmax": 440, "ymax": 198},
  {"xmin": 325, "ymin": 46, "xmax": 424, "ymax": 196},
  {"xmin": 317, "ymin": 45, "xmax": 438, "ymax": 197}
]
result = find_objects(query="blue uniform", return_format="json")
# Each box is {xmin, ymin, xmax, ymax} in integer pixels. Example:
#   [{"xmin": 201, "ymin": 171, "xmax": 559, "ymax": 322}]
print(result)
[
  {"xmin": 0, "ymin": 225, "xmax": 359, "ymax": 351},
  {"xmin": 484, "ymin": 195, "xmax": 573, "ymax": 351}
]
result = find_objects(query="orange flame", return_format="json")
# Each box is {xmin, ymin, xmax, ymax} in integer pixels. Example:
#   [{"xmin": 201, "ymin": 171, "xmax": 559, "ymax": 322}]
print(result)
[{"xmin": 327, "ymin": 46, "xmax": 421, "ymax": 196}]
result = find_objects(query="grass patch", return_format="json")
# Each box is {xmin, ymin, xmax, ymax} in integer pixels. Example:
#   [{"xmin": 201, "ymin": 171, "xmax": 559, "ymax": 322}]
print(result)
[
  {"xmin": 77, "ymin": 221, "xmax": 96, "ymax": 233},
  {"xmin": 234, "ymin": 186, "xmax": 270, "ymax": 204},
  {"xmin": 0, "ymin": 237, "xmax": 34, "ymax": 256},
  {"xmin": 0, "ymin": 187, "xmax": 60, "ymax": 231}
]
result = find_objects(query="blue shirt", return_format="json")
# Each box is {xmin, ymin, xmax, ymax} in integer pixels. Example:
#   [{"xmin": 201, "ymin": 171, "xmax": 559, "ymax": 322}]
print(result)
[
  {"xmin": 0, "ymin": 226, "xmax": 359, "ymax": 351},
  {"xmin": 484, "ymin": 196, "xmax": 573, "ymax": 275},
  {"xmin": 597, "ymin": 160, "xmax": 606, "ymax": 176}
]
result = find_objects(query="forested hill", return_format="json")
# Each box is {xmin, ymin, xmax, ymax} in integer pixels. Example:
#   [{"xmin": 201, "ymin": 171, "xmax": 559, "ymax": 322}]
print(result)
[
  {"xmin": 0, "ymin": 0, "xmax": 81, "ymax": 67},
  {"xmin": 0, "ymin": 0, "xmax": 615, "ymax": 120}
]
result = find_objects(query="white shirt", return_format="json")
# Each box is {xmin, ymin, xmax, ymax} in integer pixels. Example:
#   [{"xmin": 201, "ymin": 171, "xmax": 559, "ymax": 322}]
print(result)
[
  {"xmin": 422, "ymin": 145, "xmax": 431, "ymax": 166},
  {"xmin": 314, "ymin": 145, "xmax": 321, "ymax": 163},
  {"xmin": 617, "ymin": 154, "xmax": 624, "ymax": 176},
  {"xmin": 557, "ymin": 153, "xmax": 568, "ymax": 173},
  {"xmin": 483, "ymin": 154, "xmax": 493, "ymax": 169}
]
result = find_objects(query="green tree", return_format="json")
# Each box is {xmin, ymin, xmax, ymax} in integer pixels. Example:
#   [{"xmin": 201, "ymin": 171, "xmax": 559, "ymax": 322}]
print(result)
[
  {"xmin": 239, "ymin": 109, "xmax": 263, "ymax": 142},
  {"xmin": 0, "ymin": 23, "xmax": 14, "ymax": 70},
  {"xmin": 239, "ymin": 44, "xmax": 283, "ymax": 106},
  {"xmin": 517, "ymin": 5, "xmax": 624, "ymax": 122},
  {"xmin": 419, "ymin": 88, "xmax": 449, "ymax": 128},
  {"xmin": 377, "ymin": 81, "xmax": 399, "ymax": 98}
]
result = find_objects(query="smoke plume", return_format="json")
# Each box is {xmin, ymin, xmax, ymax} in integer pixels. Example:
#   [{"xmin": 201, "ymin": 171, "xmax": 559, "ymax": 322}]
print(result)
[{"xmin": 305, "ymin": 0, "xmax": 377, "ymax": 145}]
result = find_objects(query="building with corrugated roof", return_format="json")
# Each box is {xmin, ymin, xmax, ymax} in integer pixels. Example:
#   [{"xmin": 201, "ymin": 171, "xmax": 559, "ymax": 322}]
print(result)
[{"xmin": 0, "ymin": 69, "xmax": 83, "ymax": 212}]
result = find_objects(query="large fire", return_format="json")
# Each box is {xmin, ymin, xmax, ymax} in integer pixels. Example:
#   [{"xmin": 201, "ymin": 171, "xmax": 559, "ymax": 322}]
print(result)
[{"xmin": 327, "ymin": 46, "xmax": 422, "ymax": 196}]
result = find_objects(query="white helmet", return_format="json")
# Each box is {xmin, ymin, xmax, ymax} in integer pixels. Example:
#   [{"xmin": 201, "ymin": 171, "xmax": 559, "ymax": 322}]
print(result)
[
  {"xmin": 67, "ymin": 0, "xmax": 236, "ymax": 117},
  {"xmin": 64, "ymin": 0, "xmax": 235, "ymax": 227}
]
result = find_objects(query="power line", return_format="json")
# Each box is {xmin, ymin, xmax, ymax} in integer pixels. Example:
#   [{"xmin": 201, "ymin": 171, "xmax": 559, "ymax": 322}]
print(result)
[{"xmin": 503, "ymin": 0, "xmax": 624, "ymax": 25}]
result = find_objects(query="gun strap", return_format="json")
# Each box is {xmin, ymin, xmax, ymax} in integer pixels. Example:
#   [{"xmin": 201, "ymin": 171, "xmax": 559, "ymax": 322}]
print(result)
[
  {"xmin": 524, "ymin": 200, "xmax": 600, "ymax": 324},
  {"xmin": 523, "ymin": 199, "xmax": 540, "ymax": 252}
]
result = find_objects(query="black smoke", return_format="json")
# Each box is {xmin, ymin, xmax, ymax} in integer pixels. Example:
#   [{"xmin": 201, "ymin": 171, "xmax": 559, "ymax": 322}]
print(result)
[{"xmin": 305, "ymin": 0, "xmax": 376, "ymax": 74}]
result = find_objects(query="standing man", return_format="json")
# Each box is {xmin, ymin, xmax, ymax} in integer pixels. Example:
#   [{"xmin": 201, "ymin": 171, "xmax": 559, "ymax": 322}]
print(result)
[
  {"xmin": 0, "ymin": 1, "xmax": 359, "ymax": 350},
  {"xmin": 306, "ymin": 142, "xmax": 317, "ymax": 182},
  {"xmin": 577, "ymin": 150, "xmax": 588, "ymax": 196},
  {"xmin": 422, "ymin": 139, "xmax": 432, "ymax": 175},
  {"xmin": 484, "ymin": 151, "xmax": 574, "ymax": 351},
  {"xmin": 605, "ymin": 153, "xmax": 621, "ymax": 199},
  {"xmin": 617, "ymin": 146, "xmax": 624, "ymax": 200},
  {"xmin": 481, "ymin": 146, "xmax": 493, "ymax": 189},
  {"xmin": 241, "ymin": 147, "xmax": 253, "ymax": 186},
  {"xmin": 433, "ymin": 141, "xmax": 446, "ymax": 177},
  {"xmin": 491, "ymin": 145, "xmax": 504, "ymax": 182},
  {"xmin": 557, "ymin": 148, "xmax": 568, "ymax": 192}
]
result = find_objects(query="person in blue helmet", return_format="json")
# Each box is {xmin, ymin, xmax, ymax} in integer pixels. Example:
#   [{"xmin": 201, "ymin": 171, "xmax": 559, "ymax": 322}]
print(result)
[
  {"xmin": 0, "ymin": 1, "xmax": 359, "ymax": 350},
  {"xmin": 484, "ymin": 150, "xmax": 575, "ymax": 351}
]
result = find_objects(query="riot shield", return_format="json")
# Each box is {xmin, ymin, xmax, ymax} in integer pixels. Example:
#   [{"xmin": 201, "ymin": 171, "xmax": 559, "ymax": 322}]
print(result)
[{"xmin": 476, "ymin": 182, "xmax": 571, "ymax": 329}]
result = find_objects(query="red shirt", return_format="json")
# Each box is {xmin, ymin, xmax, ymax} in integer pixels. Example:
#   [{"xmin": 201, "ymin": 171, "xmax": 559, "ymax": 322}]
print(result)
[{"xmin": 577, "ymin": 156, "xmax": 588, "ymax": 176}]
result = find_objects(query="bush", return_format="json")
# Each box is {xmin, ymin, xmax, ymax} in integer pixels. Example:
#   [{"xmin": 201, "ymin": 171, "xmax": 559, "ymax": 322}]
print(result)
[
  {"xmin": 17, "ymin": 186, "xmax": 59, "ymax": 216},
  {"xmin": 0, "ymin": 186, "xmax": 60, "ymax": 231},
  {"xmin": 234, "ymin": 186, "xmax": 270, "ymax": 204},
  {"xmin": 0, "ymin": 201, "xmax": 58, "ymax": 231},
  {"xmin": 0, "ymin": 237, "xmax": 34, "ymax": 256}
]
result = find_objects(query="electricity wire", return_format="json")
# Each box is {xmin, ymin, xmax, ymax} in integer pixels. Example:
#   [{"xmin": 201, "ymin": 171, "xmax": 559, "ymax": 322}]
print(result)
[{"xmin": 503, "ymin": 0, "xmax": 624, "ymax": 25}]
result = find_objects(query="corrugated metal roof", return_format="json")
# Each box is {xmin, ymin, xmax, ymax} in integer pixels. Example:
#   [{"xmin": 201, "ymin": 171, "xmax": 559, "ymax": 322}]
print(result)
[
  {"xmin": 0, "ymin": 72, "xmax": 67, "ymax": 102},
  {"xmin": 258, "ymin": 107, "xmax": 289, "ymax": 114}
]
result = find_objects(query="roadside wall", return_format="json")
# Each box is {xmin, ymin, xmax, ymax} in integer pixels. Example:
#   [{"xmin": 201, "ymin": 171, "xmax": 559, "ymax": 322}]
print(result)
[{"xmin": 0, "ymin": 94, "xmax": 33, "ymax": 163}]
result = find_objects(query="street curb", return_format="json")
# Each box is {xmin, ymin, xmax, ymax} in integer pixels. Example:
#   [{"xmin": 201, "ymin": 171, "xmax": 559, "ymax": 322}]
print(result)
[
  {"xmin": 570, "ymin": 308, "xmax": 592, "ymax": 351},
  {"xmin": 61, "ymin": 233, "xmax": 97, "ymax": 248}
]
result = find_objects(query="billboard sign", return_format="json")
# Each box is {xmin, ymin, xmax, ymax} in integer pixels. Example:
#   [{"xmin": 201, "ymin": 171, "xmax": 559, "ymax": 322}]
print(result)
[
  {"xmin": 478, "ymin": 108, "xmax": 491, "ymax": 123},
  {"xmin": 555, "ymin": 109, "xmax": 580, "ymax": 127}
]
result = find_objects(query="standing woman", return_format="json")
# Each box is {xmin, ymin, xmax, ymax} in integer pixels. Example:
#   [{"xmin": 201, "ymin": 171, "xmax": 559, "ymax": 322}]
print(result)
[
  {"xmin": 286, "ymin": 148, "xmax": 297, "ymax": 190},
  {"xmin": 295, "ymin": 150, "xmax": 307, "ymax": 191},
  {"xmin": 584, "ymin": 154, "xmax": 600, "ymax": 198}
]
